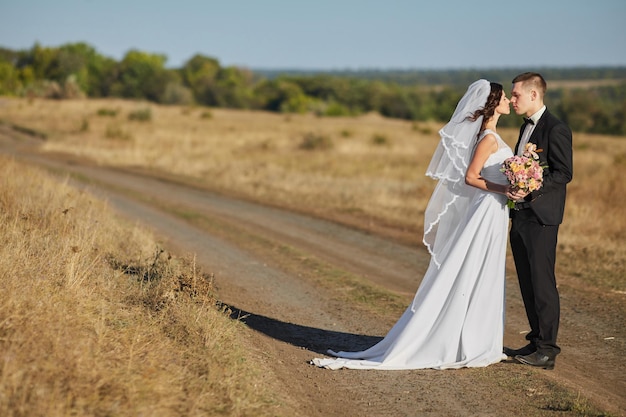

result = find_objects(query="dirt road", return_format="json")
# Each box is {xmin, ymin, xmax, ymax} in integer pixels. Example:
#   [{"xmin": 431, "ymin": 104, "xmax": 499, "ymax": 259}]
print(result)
[{"xmin": 2, "ymin": 125, "xmax": 624, "ymax": 416}]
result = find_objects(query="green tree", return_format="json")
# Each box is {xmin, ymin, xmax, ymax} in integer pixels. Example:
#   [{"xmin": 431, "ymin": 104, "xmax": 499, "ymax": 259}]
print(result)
[
  {"xmin": 54, "ymin": 43, "xmax": 114, "ymax": 97},
  {"xmin": 254, "ymin": 79, "xmax": 310, "ymax": 112},
  {"xmin": 359, "ymin": 80, "xmax": 391, "ymax": 113},
  {"xmin": 181, "ymin": 54, "xmax": 221, "ymax": 105},
  {"xmin": 555, "ymin": 89, "xmax": 600, "ymax": 133},
  {"xmin": 0, "ymin": 61, "xmax": 21, "ymax": 94},
  {"xmin": 17, "ymin": 43, "xmax": 57, "ymax": 80},
  {"xmin": 10, "ymin": 42, "xmax": 114, "ymax": 98},
  {"xmin": 111, "ymin": 50, "xmax": 171, "ymax": 101},
  {"xmin": 212, "ymin": 66, "xmax": 255, "ymax": 108},
  {"xmin": 161, "ymin": 79, "xmax": 194, "ymax": 105},
  {"xmin": 432, "ymin": 87, "xmax": 464, "ymax": 120},
  {"xmin": 0, "ymin": 47, "xmax": 19, "ymax": 66},
  {"xmin": 378, "ymin": 85, "xmax": 419, "ymax": 120}
]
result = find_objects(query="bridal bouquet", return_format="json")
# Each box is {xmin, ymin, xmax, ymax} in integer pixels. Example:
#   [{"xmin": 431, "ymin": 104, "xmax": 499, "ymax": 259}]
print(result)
[{"xmin": 501, "ymin": 143, "xmax": 545, "ymax": 209}]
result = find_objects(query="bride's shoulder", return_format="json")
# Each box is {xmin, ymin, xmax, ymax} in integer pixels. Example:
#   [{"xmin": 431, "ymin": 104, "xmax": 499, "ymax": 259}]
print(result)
[
  {"xmin": 475, "ymin": 131, "xmax": 499, "ymax": 153},
  {"xmin": 480, "ymin": 129, "xmax": 506, "ymax": 144},
  {"xmin": 480, "ymin": 130, "xmax": 511, "ymax": 155},
  {"xmin": 478, "ymin": 129, "xmax": 498, "ymax": 143}
]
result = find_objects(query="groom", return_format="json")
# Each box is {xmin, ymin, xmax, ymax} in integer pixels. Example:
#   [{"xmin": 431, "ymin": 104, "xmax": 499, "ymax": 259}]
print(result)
[{"xmin": 505, "ymin": 72, "xmax": 573, "ymax": 370}]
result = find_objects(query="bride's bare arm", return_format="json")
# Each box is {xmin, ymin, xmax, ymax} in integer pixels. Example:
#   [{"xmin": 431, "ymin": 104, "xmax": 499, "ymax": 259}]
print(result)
[{"xmin": 465, "ymin": 134, "xmax": 509, "ymax": 195}]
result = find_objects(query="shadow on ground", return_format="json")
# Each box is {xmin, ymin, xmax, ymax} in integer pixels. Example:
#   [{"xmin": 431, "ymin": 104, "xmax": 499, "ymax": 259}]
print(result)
[{"xmin": 225, "ymin": 304, "xmax": 383, "ymax": 355}]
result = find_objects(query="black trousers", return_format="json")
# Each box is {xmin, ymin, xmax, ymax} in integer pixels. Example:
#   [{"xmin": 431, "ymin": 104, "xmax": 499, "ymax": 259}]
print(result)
[{"xmin": 510, "ymin": 208, "xmax": 561, "ymax": 357}]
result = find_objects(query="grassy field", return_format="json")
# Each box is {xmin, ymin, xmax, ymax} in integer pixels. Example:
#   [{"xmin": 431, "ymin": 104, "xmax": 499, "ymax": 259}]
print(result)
[
  {"xmin": 0, "ymin": 96, "xmax": 624, "ymax": 415},
  {"xmin": 0, "ymin": 157, "xmax": 284, "ymax": 416},
  {"xmin": 2, "ymin": 97, "xmax": 624, "ymax": 292}
]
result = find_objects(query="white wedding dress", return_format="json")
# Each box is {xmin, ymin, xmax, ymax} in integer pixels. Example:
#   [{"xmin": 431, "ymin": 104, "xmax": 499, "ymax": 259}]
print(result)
[{"xmin": 312, "ymin": 130, "xmax": 513, "ymax": 370}]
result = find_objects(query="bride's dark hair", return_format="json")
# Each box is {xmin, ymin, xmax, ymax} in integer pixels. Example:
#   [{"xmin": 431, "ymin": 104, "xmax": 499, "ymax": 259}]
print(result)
[{"xmin": 468, "ymin": 82, "xmax": 503, "ymax": 131}]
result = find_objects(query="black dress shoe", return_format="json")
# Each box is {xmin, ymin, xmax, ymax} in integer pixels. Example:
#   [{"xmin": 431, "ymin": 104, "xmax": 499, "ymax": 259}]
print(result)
[
  {"xmin": 503, "ymin": 344, "xmax": 535, "ymax": 357},
  {"xmin": 514, "ymin": 352, "xmax": 555, "ymax": 370}
]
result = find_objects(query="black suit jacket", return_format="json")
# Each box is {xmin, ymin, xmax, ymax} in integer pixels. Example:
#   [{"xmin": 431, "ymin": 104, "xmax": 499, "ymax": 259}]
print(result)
[{"xmin": 514, "ymin": 109, "xmax": 573, "ymax": 225}]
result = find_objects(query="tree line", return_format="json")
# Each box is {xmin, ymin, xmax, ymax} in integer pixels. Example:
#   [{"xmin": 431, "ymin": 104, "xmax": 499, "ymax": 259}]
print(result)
[{"xmin": 1, "ymin": 42, "xmax": 625, "ymax": 135}]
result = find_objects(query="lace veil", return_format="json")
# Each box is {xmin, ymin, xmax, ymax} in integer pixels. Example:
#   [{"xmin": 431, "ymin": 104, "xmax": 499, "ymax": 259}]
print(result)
[{"xmin": 423, "ymin": 79, "xmax": 491, "ymax": 268}]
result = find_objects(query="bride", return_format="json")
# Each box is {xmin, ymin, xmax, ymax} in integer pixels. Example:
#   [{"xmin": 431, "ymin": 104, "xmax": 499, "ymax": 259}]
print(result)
[{"xmin": 312, "ymin": 80, "xmax": 513, "ymax": 370}]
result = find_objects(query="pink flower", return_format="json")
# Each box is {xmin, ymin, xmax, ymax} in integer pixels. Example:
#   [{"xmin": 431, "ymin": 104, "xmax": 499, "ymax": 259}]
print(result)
[
  {"xmin": 501, "ymin": 144, "xmax": 547, "ymax": 208},
  {"xmin": 524, "ymin": 143, "xmax": 540, "ymax": 159}
]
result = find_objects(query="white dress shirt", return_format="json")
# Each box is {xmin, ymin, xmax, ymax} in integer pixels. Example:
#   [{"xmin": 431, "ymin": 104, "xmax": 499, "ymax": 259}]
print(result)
[{"xmin": 518, "ymin": 105, "xmax": 546, "ymax": 156}]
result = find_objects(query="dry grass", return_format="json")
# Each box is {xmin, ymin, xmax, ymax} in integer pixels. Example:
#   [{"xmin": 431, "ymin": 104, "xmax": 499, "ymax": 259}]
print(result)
[
  {"xmin": 0, "ymin": 96, "xmax": 624, "ymax": 417},
  {"xmin": 0, "ymin": 157, "xmax": 284, "ymax": 416},
  {"xmin": 557, "ymin": 135, "xmax": 626, "ymax": 291},
  {"xmin": 0, "ymin": 98, "xmax": 442, "ymax": 236},
  {"xmin": 1, "ymin": 96, "xmax": 624, "ymax": 294}
]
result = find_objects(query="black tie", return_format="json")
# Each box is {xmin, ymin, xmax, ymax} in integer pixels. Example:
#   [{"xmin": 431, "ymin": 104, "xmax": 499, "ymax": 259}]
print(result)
[{"xmin": 524, "ymin": 117, "xmax": 535, "ymax": 125}]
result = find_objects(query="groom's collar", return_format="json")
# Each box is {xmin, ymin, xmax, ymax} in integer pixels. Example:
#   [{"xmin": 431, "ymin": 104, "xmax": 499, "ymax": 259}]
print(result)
[{"xmin": 527, "ymin": 105, "xmax": 546, "ymax": 125}]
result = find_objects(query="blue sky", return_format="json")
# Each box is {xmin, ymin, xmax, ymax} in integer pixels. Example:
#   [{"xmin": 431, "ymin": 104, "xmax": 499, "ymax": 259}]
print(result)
[{"xmin": 1, "ymin": 0, "xmax": 625, "ymax": 70}]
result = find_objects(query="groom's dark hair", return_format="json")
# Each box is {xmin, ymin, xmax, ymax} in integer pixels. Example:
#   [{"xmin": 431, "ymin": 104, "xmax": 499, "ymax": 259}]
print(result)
[{"xmin": 512, "ymin": 72, "xmax": 547, "ymax": 97}]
